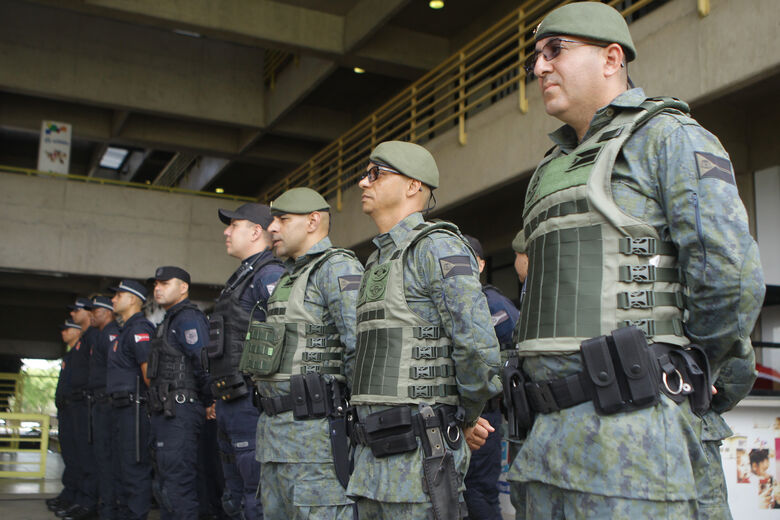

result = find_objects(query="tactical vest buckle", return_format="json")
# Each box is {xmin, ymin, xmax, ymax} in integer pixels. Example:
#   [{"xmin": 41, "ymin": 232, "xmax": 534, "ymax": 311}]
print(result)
[
  {"xmin": 303, "ymin": 365, "xmax": 321, "ymax": 374},
  {"xmin": 409, "ymin": 385, "xmax": 435, "ymax": 398},
  {"xmin": 623, "ymin": 319, "xmax": 655, "ymax": 336},
  {"xmin": 413, "ymin": 326, "xmax": 441, "ymax": 339},
  {"xmin": 413, "ymin": 345, "xmax": 435, "ymax": 359},
  {"xmin": 618, "ymin": 290, "xmax": 654, "ymax": 309},
  {"xmin": 307, "ymin": 338, "xmax": 327, "ymax": 348},
  {"xmin": 621, "ymin": 238, "xmax": 656, "ymax": 256},
  {"xmin": 302, "ymin": 352, "xmax": 322, "ymax": 362},
  {"xmin": 411, "ymin": 366, "xmax": 433, "ymax": 379},
  {"xmin": 619, "ymin": 265, "xmax": 655, "ymax": 283}
]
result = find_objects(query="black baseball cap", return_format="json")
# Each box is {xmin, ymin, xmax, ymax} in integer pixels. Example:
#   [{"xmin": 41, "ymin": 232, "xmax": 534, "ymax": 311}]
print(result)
[
  {"xmin": 109, "ymin": 280, "xmax": 148, "ymax": 302},
  {"xmin": 67, "ymin": 297, "xmax": 93, "ymax": 311},
  {"xmin": 218, "ymin": 203, "xmax": 273, "ymax": 227},
  {"xmin": 90, "ymin": 296, "xmax": 114, "ymax": 311},
  {"xmin": 148, "ymin": 266, "xmax": 191, "ymax": 285},
  {"xmin": 59, "ymin": 320, "xmax": 82, "ymax": 330},
  {"xmin": 464, "ymin": 235, "xmax": 484, "ymax": 259}
]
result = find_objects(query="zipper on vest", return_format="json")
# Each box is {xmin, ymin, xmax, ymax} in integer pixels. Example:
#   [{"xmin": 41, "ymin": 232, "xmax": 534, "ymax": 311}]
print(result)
[{"xmin": 691, "ymin": 191, "xmax": 707, "ymax": 273}]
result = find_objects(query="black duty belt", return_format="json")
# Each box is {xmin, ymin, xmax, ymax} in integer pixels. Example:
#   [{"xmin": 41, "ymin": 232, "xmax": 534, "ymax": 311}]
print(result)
[
  {"xmin": 69, "ymin": 390, "xmax": 87, "ymax": 402},
  {"xmin": 255, "ymin": 374, "xmax": 347, "ymax": 421},
  {"xmin": 89, "ymin": 390, "xmax": 110, "ymax": 403},
  {"xmin": 110, "ymin": 391, "xmax": 147, "ymax": 408}
]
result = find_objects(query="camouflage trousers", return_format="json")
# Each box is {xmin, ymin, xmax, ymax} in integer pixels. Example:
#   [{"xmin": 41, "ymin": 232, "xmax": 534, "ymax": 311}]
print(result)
[
  {"xmin": 506, "ymin": 439, "xmax": 526, "ymax": 520},
  {"xmin": 696, "ymin": 411, "xmax": 733, "ymax": 520},
  {"xmin": 260, "ymin": 461, "xmax": 354, "ymax": 520},
  {"xmin": 354, "ymin": 498, "xmax": 435, "ymax": 520},
  {"xmin": 524, "ymin": 482, "xmax": 697, "ymax": 519}
]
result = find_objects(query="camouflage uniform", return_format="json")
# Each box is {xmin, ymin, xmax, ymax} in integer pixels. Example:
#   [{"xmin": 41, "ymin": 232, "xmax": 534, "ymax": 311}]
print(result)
[
  {"xmin": 507, "ymin": 88, "xmax": 765, "ymax": 518},
  {"xmin": 346, "ymin": 212, "xmax": 502, "ymax": 518},
  {"xmin": 254, "ymin": 236, "xmax": 363, "ymax": 520}
]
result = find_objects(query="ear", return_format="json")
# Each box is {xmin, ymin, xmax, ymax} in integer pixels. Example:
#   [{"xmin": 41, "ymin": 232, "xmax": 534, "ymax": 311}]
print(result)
[
  {"xmin": 407, "ymin": 178, "xmax": 423, "ymax": 198},
  {"xmin": 603, "ymin": 43, "xmax": 625, "ymax": 79},
  {"xmin": 307, "ymin": 211, "xmax": 321, "ymax": 232}
]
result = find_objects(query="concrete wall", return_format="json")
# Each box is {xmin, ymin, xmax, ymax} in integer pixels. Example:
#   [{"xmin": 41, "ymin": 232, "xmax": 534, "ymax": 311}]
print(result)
[
  {"xmin": 331, "ymin": 0, "xmax": 780, "ymax": 247},
  {"xmin": 0, "ymin": 174, "xmax": 242, "ymax": 285}
]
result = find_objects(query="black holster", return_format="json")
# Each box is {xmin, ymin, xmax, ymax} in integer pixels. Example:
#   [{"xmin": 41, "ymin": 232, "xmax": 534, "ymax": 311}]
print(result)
[
  {"xmin": 502, "ymin": 357, "xmax": 535, "ymax": 440},
  {"xmin": 651, "ymin": 342, "xmax": 712, "ymax": 415},
  {"xmin": 418, "ymin": 404, "xmax": 467, "ymax": 520}
]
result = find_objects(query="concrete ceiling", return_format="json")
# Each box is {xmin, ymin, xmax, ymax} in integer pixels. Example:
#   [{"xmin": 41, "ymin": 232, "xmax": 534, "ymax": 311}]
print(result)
[{"xmin": 0, "ymin": 0, "xmax": 521, "ymax": 198}]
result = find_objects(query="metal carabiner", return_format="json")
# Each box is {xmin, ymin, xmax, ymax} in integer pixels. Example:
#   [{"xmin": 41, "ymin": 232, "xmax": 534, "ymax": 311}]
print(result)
[
  {"xmin": 446, "ymin": 424, "xmax": 461, "ymax": 443},
  {"xmin": 662, "ymin": 369, "xmax": 685, "ymax": 395}
]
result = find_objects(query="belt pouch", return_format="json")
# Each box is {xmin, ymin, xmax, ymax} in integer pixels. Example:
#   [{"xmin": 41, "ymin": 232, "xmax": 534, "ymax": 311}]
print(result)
[
  {"xmin": 680, "ymin": 345, "xmax": 712, "ymax": 414},
  {"xmin": 147, "ymin": 348, "xmax": 160, "ymax": 379},
  {"xmin": 290, "ymin": 374, "xmax": 310, "ymax": 419},
  {"xmin": 305, "ymin": 373, "xmax": 328, "ymax": 418},
  {"xmin": 364, "ymin": 407, "xmax": 417, "ymax": 458},
  {"xmin": 418, "ymin": 404, "xmax": 463, "ymax": 520},
  {"xmin": 502, "ymin": 359, "xmax": 535, "ymax": 438},
  {"xmin": 612, "ymin": 326, "xmax": 659, "ymax": 409},
  {"xmin": 206, "ymin": 315, "xmax": 225, "ymax": 359},
  {"xmin": 148, "ymin": 386, "xmax": 163, "ymax": 413},
  {"xmin": 581, "ymin": 335, "xmax": 624, "ymax": 414}
]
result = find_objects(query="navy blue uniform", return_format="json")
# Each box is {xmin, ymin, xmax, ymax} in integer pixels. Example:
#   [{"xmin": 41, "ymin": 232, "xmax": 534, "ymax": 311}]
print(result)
[
  {"xmin": 215, "ymin": 249, "xmax": 283, "ymax": 520},
  {"xmin": 69, "ymin": 327, "xmax": 99, "ymax": 513},
  {"xmin": 464, "ymin": 285, "xmax": 519, "ymax": 520},
  {"xmin": 107, "ymin": 312, "xmax": 155, "ymax": 520},
  {"xmin": 56, "ymin": 348, "xmax": 78, "ymax": 506},
  {"xmin": 149, "ymin": 299, "xmax": 210, "ymax": 520},
  {"xmin": 89, "ymin": 321, "xmax": 120, "ymax": 519}
]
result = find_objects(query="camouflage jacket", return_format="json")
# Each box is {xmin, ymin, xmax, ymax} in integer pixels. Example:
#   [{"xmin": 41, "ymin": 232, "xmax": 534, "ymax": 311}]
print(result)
[
  {"xmin": 255, "ymin": 236, "xmax": 363, "ymax": 464},
  {"xmin": 510, "ymin": 88, "xmax": 764, "ymax": 500}
]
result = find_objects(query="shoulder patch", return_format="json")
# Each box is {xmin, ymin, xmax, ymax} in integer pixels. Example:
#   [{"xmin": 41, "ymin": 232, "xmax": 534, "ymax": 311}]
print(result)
[
  {"xmin": 439, "ymin": 255, "xmax": 472, "ymax": 278},
  {"xmin": 491, "ymin": 310, "xmax": 509, "ymax": 327},
  {"xmin": 338, "ymin": 275, "xmax": 362, "ymax": 292},
  {"xmin": 184, "ymin": 329, "xmax": 199, "ymax": 345},
  {"xmin": 694, "ymin": 151, "xmax": 734, "ymax": 185},
  {"xmin": 134, "ymin": 333, "xmax": 150, "ymax": 343},
  {"xmin": 109, "ymin": 334, "xmax": 117, "ymax": 342},
  {"xmin": 266, "ymin": 283, "xmax": 277, "ymax": 295}
]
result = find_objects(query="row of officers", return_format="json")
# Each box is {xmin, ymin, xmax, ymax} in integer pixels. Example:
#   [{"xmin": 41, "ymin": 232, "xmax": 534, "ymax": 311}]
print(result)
[{"xmin": 48, "ymin": 4, "xmax": 765, "ymax": 520}]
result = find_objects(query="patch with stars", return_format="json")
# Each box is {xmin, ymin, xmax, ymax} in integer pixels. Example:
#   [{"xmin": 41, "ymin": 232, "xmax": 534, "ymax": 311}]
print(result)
[
  {"xmin": 439, "ymin": 256, "xmax": 472, "ymax": 279},
  {"xmin": 694, "ymin": 151, "xmax": 734, "ymax": 185}
]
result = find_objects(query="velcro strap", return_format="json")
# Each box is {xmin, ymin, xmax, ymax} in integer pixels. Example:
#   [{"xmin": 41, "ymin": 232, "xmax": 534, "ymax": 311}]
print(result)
[
  {"xmin": 412, "ymin": 326, "xmax": 441, "ymax": 339},
  {"xmin": 621, "ymin": 319, "xmax": 684, "ymax": 337},
  {"xmin": 409, "ymin": 364, "xmax": 455, "ymax": 380},
  {"xmin": 617, "ymin": 291, "xmax": 685, "ymax": 309},
  {"xmin": 619, "ymin": 237, "xmax": 676, "ymax": 256},
  {"xmin": 618, "ymin": 265, "xmax": 683, "ymax": 283},
  {"xmin": 412, "ymin": 345, "xmax": 452, "ymax": 359},
  {"xmin": 407, "ymin": 384, "xmax": 458, "ymax": 399}
]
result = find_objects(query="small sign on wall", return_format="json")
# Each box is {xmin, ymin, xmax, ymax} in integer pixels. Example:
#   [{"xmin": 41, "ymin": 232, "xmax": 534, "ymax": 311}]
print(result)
[{"xmin": 37, "ymin": 120, "xmax": 71, "ymax": 174}]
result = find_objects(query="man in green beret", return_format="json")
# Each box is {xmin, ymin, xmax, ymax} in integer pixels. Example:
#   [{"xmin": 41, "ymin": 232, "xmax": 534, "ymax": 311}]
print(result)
[
  {"xmin": 506, "ymin": 2, "xmax": 764, "ymax": 518},
  {"xmin": 346, "ymin": 140, "xmax": 502, "ymax": 518},
  {"xmin": 242, "ymin": 187, "xmax": 364, "ymax": 519}
]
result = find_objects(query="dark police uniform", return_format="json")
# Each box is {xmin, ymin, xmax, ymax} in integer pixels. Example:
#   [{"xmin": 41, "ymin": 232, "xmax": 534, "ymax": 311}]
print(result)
[
  {"xmin": 53, "ymin": 338, "xmax": 78, "ymax": 510},
  {"xmin": 88, "ymin": 302, "xmax": 120, "ymax": 520},
  {"xmin": 107, "ymin": 310, "xmax": 155, "ymax": 520},
  {"xmin": 148, "ymin": 298, "xmax": 210, "ymax": 520},
  {"xmin": 464, "ymin": 284, "xmax": 519, "ymax": 520},
  {"xmin": 68, "ymin": 325, "xmax": 99, "ymax": 515},
  {"xmin": 207, "ymin": 248, "xmax": 283, "ymax": 519}
]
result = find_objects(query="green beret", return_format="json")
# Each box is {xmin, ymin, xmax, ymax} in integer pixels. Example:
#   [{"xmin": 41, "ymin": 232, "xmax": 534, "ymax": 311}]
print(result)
[
  {"xmin": 370, "ymin": 141, "xmax": 439, "ymax": 189},
  {"xmin": 512, "ymin": 230, "xmax": 526, "ymax": 254},
  {"xmin": 270, "ymin": 187, "xmax": 330, "ymax": 215},
  {"xmin": 536, "ymin": 2, "xmax": 636, "ymax": 62}
]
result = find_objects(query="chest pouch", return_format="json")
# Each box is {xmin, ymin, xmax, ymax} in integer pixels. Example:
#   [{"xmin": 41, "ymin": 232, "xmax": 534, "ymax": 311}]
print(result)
[
  {"xmin": 206, "ymin": 315, "xmax": 225, "ymax": 359},
  {"xmin": 239, "ymin": 321, "xmax": 286, "ymax": 377}
]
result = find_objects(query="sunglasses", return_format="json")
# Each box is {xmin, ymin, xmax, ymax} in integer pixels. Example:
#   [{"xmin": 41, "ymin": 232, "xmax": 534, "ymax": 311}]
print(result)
[
  {"xmin": 359, "ymin": 164, "xmax": 401, "ymax": 184},
  {"xmin": 523, "ymin": 37, "xmax": 608, "ymax": 77}
]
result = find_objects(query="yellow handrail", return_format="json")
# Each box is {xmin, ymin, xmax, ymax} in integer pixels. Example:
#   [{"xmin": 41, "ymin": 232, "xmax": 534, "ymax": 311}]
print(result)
[
  {"xmin": 260, "ymin": 0, "xmax": 662, "ymax": 205},
  {"xmin": 0, "ymin": 165, "xmax": 256, "ymax": 202},
  {"xmin": 0, "ymin": 412, "xmax": 50, "ymax": 478}
]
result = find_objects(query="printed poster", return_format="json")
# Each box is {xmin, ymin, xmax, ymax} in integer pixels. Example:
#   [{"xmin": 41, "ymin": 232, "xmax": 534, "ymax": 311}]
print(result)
[{"xmin": 37, "ymin": 120, "xmax": 71, "ymax": 174}]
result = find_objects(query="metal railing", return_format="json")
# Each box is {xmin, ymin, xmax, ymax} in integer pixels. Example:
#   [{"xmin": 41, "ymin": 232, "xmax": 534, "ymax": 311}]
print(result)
[
  {"xmin": 264, "ymin": 49, "xmax": 296, "ymax": 90},
  {"xmin": 0, "ymin": 165, "xmax": 255, "ymax": 202},
  {"xmin": 260, "ymin": 0, "xmax": 672, "ymax": 209},
  {"xmin": 0, "ymin": 372, "xmax": 22, "ymax": 412},
  {"xmin": 0, "ymin": 412, "xmax": 50, "ymax": 478}
]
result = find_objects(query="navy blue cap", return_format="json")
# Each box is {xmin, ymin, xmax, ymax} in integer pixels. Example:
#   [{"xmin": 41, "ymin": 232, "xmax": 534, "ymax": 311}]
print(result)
[
  {"xmin": 67, "ymin": 297, "xmax": 92, "ymax": 311},
  {"xmin": 464, "ymin": 235, "xmax": 484, "ymax": 259},
  {"xmin": 109, "ymin": 280, "xmax": 148, "ymax": 302},
  {"xmin": 59, "ymin": 320, "xmax": 82, "ymax": 330},
  {"xmin": 90, "ymin": 296, "xmax": 114, "ymax": 311},
  {"xmin": 148, "ymin": 266, "xmax": 191, "ymax": 285},
  {"xmin": 218, "ymin": 203, "xmax": 273, "ymax": 227}
]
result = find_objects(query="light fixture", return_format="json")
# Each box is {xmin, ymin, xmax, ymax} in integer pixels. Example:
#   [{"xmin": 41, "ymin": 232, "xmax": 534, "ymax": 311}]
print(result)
[
  {"xmin": 429, "ymin": 0, "xmax": 444, "ymax": 9},
  {"xmin": 173, "ymin": 28, "xmax": 202, "ymax": 38},
  {"xmin": 99, "ymin": 147, "xmax": 129, "ymax": 170},
  {"xmin": 215, "ymin": 187, "xmax": 225, "ymax": 194},
  {"xmin": 353, "ymin": 67, "xmax": 365, "ymax": 74}
]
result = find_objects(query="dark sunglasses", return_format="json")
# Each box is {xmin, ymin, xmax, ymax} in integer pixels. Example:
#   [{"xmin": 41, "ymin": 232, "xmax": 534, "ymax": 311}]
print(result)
[
  {"xmin": 359, "ymin": 164, "xmax": 401, "ymax": 183},
  {"xmin": 523, "ymin": 37, "xmax": 608, "ymax": 77}
]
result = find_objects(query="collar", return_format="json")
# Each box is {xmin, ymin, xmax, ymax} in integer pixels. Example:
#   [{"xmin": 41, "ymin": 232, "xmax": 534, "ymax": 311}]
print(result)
[
  {"xmin": 125, "ymin": 311, "xmax": 145, "ymax": 326},
  {"xmin": 285, "ymin": 237, "xmax": 333, "ymax": 271},
  {"xmin": 371, "ymin": 212, "xmax": 425, "ymax": 253},
  {"xmin": 165, "ymin": 299, "xmax": 191, "ymax": 316},
  {"xmin": 242, "ymin": 248, "xmax": 273, "ymax": 267},
  {"xmin": 549, "ymin": 88, "xmax": 646, "ymax": 152}
]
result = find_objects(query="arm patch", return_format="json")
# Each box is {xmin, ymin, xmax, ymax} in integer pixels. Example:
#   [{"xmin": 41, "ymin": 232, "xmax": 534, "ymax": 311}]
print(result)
[
  {"xmin": 439, "ymin": 255, "xmax": 472, "ymax": 278},
  {"xmin": 338, "ymin": 275, "xmax": 362, "ymax": 292},
  {"xmin": 694, "ymin": 151, "xmax": 734, "ymax": 185}
]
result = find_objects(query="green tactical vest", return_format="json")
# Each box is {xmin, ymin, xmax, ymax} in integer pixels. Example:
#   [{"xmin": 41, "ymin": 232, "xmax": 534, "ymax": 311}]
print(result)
[
  {"xmin": 517, "ymin": 97, "xmax": 691, "ymax": 356},
  {"xmin": 351, "ymin": 221, "xmax": 465, "ymax": 407},
  {"xmin": 239, "ymin": 248, "xmax": 355, "ymax": 382}
]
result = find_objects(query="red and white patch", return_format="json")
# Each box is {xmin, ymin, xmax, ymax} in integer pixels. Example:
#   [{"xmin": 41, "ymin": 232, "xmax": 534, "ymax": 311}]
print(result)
[
  {"xmin": 109, "ymin": 334, "xmax": 118, "ymax": 342},
  {"xmin": 134, "ymin": 333, "xmax": 150, "ymax": 343}
]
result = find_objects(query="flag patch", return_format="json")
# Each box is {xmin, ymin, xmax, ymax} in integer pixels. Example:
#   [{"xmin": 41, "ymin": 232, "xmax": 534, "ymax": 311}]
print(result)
[
  {"xmin": 491, "ymin": 310, "xmax": 509, "ymax": 327},
  {"xmin": 134, "ymin": 333, "xmax": 150, "ymax": 343},
  {"xmin": 439, "ymin": 256, "xmax": 472, "ymax": 278},
  {"xmin": 694, "ymin": 151, "xmax": 734, "ymax": 185},
  {"xmin": 338, "ymin": 275, "xmax": 362, "ymax": 292}
]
